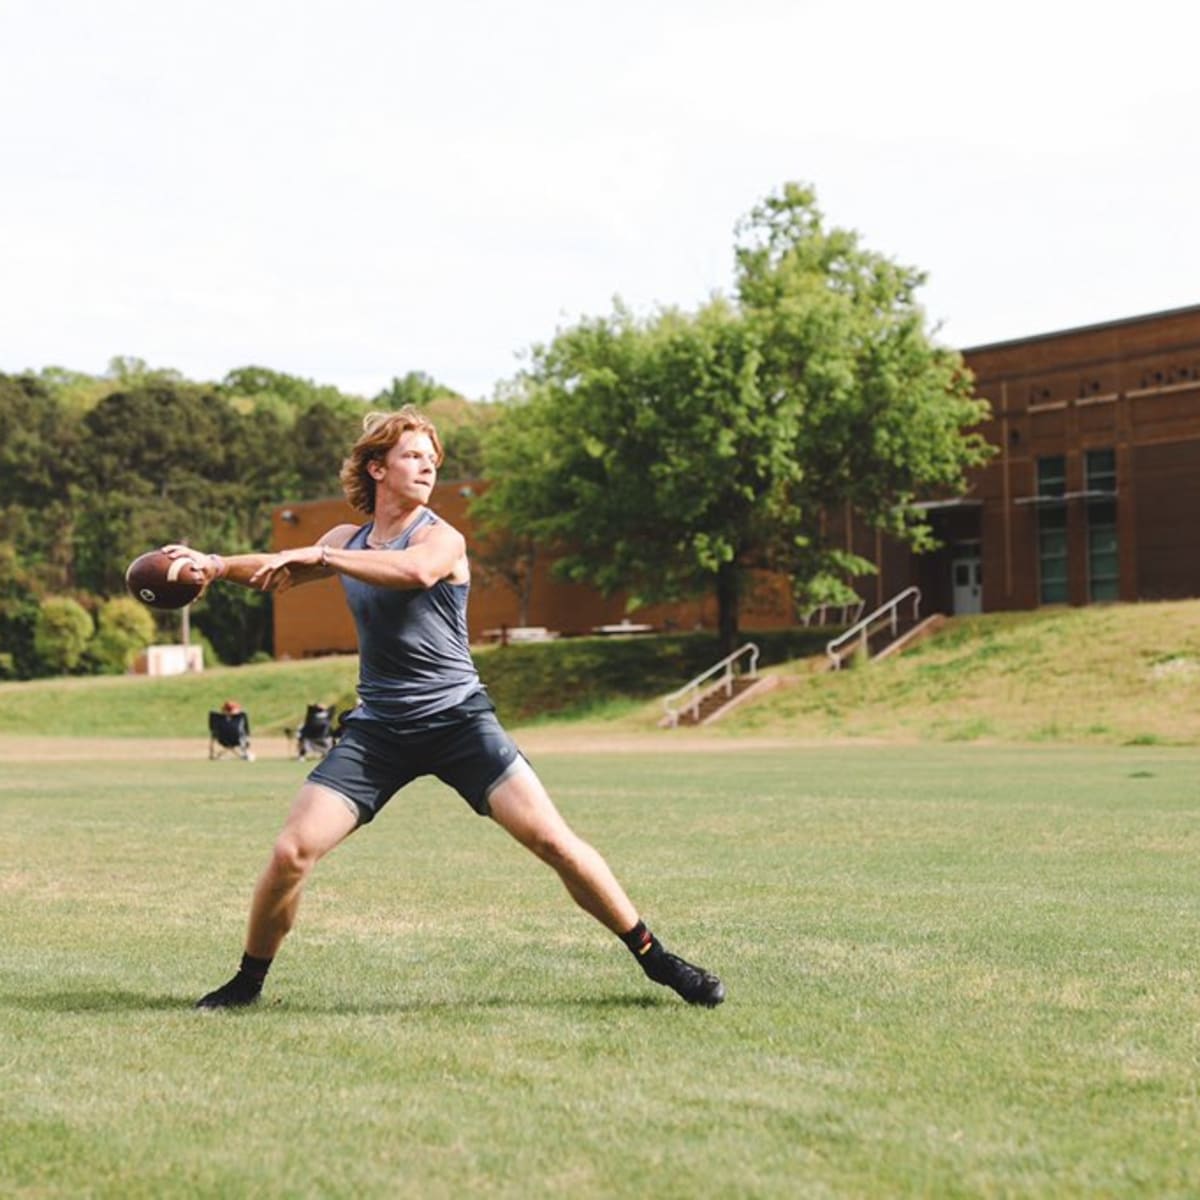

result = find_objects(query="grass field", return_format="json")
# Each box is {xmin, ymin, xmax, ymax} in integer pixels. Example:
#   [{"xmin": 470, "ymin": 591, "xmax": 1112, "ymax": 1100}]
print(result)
[{"xmin": 3, "ymin": 743, "xmax": 1199, "ymax": 1197}]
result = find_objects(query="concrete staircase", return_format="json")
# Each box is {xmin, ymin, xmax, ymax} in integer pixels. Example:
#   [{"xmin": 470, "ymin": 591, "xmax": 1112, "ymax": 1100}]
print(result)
[
  {"xmin": 660, "ymin": 605, "xmax": 948, "ymax": 728},
  {"xmin": 872, "ymin": 612, "xmax": 947, "ymax": 662},
  {"xmin": 663, "ymin": 673, "xmax": 782, "ymax": 728}
]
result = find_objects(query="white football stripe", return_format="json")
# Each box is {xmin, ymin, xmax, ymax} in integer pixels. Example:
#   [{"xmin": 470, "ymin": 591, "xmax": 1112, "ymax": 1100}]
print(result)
[{"xmin": 166, "ymin": 557, "xmax": 196, "ymax": 583}]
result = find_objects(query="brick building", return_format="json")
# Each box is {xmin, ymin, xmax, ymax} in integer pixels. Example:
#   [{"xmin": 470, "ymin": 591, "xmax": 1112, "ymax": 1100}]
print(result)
[
  {"xmin": 271, "ymin": 304, "xmax": 1200, "ymax": 658},
  {"xmin": 875, "ymin": 303, "xmax": 1200, "ymax": 616}
]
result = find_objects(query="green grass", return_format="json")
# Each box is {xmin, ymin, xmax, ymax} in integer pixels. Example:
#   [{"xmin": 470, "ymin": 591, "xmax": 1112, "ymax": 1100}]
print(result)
[
  {"xmin": 0, "ymin": 628, "xmax": 830, "ymax": 738},
  {"xmin": 3, "ymin": 745, "xmax": 1200, "ymax": 1196},
  {"xmin": 723, "ymin": 599, "xmax": 1200, "ymax": 746}
]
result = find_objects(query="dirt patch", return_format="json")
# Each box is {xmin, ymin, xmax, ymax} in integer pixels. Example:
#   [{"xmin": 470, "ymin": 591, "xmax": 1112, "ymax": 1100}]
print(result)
[{"xmin": 0, "ymin": 729, "xmax": 809, "ymax": 763}]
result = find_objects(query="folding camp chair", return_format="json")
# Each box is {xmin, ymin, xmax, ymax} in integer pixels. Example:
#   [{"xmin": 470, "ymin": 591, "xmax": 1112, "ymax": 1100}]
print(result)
[
  {"xmin": 295, "ymin": 703, "xmax": 335, "ymax": 760},
  {"xmin": 208, "ymin": 705, "xmax": 254, "ymax": 761}
]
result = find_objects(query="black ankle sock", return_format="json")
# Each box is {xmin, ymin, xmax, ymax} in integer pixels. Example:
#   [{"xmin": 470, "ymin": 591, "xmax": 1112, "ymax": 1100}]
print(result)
[
  {"xmin": 238, "ymin": 953, "xmax": 273, "ymax": 985},
  {"xmin": 619, "ymin": 920, "xmax": 662, "ymax": 964}
]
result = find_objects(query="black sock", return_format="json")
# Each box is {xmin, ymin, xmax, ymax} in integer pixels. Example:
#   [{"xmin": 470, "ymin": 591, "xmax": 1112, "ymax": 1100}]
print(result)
[
  {"xmin": 216, "ymin": 952, "xmax": 272, "ymax": 1000},
  {"xmin": 239, "ymin": 952, "xmax": 272, "ymax": 984},
  {"xmin": 619, "ymin": 920, "xmax": 663, "ymax": 968}
]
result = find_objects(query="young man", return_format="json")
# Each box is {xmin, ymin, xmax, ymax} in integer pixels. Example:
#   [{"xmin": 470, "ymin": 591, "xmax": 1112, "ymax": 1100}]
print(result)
[{"xmin": 171, "ymin": 407, "xmax": 724, "ymax": 1010}]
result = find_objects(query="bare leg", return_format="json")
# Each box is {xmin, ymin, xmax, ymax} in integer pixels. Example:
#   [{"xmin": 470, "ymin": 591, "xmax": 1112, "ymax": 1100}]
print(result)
[
  {"xmin": 196, "ymin": 784, "xmax": 358, "ymax": 1008},
  {"xmin": 488, "ymin": 766, "xmax": 726, "ymax": 1007},
  {"xmin": 487, "ymin": 768, "xmax": 638, "ymax": 933},
  {"xmin": 244, "ymin": 783, "xmax": 360, "ymax": 958}
]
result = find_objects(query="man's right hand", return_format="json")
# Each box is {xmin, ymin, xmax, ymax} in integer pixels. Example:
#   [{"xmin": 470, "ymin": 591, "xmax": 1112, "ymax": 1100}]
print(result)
[{"xmin": 161, "ymin": 544, "xmax": 224, "ymax": 593}]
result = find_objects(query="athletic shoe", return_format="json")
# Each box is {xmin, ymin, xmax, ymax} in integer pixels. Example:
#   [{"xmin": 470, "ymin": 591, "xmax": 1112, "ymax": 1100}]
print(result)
[
  {"xmin": 642, "ymin": 949, "xmax": 726, "ymax": 1007},
  {"xmin": 195, "ymin": 975, "xmax": 262, "ymax": 1009}
]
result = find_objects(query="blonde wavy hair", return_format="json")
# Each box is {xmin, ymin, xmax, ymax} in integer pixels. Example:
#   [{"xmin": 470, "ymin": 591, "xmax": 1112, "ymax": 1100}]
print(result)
[{"xmin": 340, "ymin": 406, "xmax": 444, "ymax": 514}]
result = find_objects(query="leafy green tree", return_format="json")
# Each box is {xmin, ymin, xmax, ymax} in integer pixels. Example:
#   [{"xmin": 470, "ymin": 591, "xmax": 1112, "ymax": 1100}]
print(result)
[
  {"xmin": 105, "ymin": 356, "xmax": 185, "ymax": 387},
  {"xmin": 374, "ymin": 370, "xmax": 454, "ymax": 410},
  {"xmin": 734, "ymin": 183, "xmax": 991, "ymax": 569},
  {"xmin": 0, "ymin": 541, "xmax": 40, "ymax": 678},
  {"xmin": 34, "ymin": 596, "xmax": 94, "ymax": 674},
  {"xmin": 1, "ymin": 363, "xmax": 383, "ymax": 665},
  {"xmin": 475, "ymin": 300, "xmax": 776, "ymax": 650},
  {"xmin": 478, "ymin": 183, "xmax": 992, "ymax": 653},
  {"xmin": 0, "ymin": 375, "xmax": 79, "ymax": 515},
  {"xmin": 221, "ymin": 365, "xmax": 352, "ymax": 413},
  {"xmin": 191, "ymin": 581, "xmax": 268, "ymax": 667},
  {"xmin": 72, "ymin": 383, "xmax": 243, "ymax": 595},
  {"xmin": 291, "ymin": 401, "xmax": 361, "ymax": 497}
]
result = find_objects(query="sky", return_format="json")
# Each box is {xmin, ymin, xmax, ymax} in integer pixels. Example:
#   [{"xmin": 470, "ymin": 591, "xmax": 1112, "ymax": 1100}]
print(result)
[{"xmin": 2, "ymin": 0, "xmax": 1199, "ymax": 401}]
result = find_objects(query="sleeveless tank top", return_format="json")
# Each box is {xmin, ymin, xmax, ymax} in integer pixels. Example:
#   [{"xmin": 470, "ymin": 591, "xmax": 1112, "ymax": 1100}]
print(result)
[{"xmin": 339, "ymin": 510, "xmax": 482, "ymax": 724}]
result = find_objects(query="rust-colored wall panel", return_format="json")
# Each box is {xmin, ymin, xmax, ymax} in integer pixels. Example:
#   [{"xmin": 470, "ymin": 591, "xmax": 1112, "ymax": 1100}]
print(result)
[{"xmin": 270, "ymin": 485, "xmax": 794, "ymax": 660}]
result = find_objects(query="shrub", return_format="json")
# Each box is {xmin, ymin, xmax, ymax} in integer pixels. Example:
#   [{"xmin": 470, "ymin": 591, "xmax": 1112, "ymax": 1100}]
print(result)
[
  {"xmin": 33, "ymin": 596, "xmax": 94, "ymax": 675},
  {"xmin": 87, "ymin": 596, "xmax": 157, "ymax": 674}
]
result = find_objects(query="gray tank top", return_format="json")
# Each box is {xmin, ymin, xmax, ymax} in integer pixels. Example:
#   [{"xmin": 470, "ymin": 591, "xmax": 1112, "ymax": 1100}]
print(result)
[{"xmin": 340, "ymin": 510, "xmax": 482, "ymax": 723}]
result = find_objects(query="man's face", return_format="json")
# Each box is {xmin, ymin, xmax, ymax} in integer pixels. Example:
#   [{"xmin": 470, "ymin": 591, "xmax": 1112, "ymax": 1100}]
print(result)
[{"xmin": 372, "ymin": 430, "xmax": 438, "ymax": 503}]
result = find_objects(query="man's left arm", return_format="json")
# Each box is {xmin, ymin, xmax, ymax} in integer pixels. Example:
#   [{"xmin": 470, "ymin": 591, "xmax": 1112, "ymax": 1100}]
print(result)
[{"xmin": 320, "ymin": 522, "xmax": 466, "ymax": 590}]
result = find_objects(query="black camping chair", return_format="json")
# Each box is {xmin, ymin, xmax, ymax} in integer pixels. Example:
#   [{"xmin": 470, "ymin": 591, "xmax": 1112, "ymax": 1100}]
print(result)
[
  {"xmin": 295, "ymin": 703, "xmax": 335, "ymax": 760},
  {"xmin": 208, "ymin": 709, "xmax": 254, "ymax": 761}
]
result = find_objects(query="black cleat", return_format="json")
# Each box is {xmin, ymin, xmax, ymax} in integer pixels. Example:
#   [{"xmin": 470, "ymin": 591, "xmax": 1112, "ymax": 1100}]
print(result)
[
  {"xmin": 195, "ymin": 975, "xmax": 262, "ymax": 1010},
  {"xmin": 642, "ymin": 950, "xmax": 726, "ymax": 1007}
]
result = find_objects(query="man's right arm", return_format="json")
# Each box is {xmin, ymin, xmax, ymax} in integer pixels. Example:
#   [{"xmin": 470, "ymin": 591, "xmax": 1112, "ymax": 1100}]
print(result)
[{"xmin": 163, "ymin": 525, "xmax": 358, "ymax": 594}]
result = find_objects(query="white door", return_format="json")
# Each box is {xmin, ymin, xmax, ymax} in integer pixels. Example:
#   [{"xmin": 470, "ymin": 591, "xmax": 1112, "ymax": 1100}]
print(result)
[{"xmin": 952, "ymin": 556, "xmax": 982, "ymax": 614}]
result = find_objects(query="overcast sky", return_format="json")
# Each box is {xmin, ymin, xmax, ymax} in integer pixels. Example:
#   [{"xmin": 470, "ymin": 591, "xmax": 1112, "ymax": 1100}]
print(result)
[{"xmin": 2, "ymin": 0, "xmax": 1198, "ymax": 400}]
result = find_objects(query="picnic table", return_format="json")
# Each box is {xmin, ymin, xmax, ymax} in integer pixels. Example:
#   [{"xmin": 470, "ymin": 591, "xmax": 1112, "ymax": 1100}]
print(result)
[
  {"xmin": 482, "ymin": 626, "xmax": 559, "ymax": 644},
  {"xmin": 591, "ymin": 619, "xmax": 654, "ymax": 636}
]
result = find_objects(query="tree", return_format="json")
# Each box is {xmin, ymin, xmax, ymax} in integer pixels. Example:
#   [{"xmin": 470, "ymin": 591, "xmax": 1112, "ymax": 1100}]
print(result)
[
  {"xmin": 221, "ymin": 365, "xmax": 353, "ymax": 413},
  {"xmin": 374, "ymin": 370, "xmax": 454, "ymax": 410},
  {"xmin": 735, "ymin": 183, "xmax": 991, "ymax": 558},
  {"xmin": 472, "ymin": 526, "xmax": 539, "ymax": 627},
  {"xmin": 477, "ymin": 183, "xmax": 993, "ymax": 653},
  {"xmin": 0, "ymin": 542, "xmax": 40, "ymax": 678}
]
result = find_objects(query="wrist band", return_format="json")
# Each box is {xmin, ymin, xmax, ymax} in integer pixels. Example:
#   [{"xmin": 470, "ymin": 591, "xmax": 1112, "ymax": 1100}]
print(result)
[{"xmin": 211, "ymin": 554, "xmax": 229, "ymax": 579}]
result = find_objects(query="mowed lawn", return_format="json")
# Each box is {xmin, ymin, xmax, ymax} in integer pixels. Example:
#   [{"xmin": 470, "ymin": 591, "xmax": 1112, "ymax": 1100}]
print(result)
[{"xmin": 1, "ymin": 743, "xmax": 1198, "ymax": 1198}]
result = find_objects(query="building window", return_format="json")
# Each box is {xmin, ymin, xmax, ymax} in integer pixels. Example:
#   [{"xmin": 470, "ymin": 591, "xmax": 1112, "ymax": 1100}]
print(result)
[
  {"xmin": 1086, "ymin": 448, "xmax": 1118, "ymax": 602},
  {"xmin": 1037, "ymin": 455, "xmax": 1066, "ymax": 497},
  {"xmin": 1036, "ymin": 456, "xmax": 1068, "ymax": 604}
]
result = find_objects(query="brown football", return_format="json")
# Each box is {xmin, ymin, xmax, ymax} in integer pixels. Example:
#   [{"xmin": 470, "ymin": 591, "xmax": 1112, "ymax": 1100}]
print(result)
[{"xmin": 125, "ymin": 549, "xmax": 203, "ymax": 610}]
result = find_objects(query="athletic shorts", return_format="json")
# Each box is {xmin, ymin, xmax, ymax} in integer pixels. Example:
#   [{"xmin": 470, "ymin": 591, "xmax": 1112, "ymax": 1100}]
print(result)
[{"xmin": 306, "ymin": 696, "xmax": 530, "ymax": 823}]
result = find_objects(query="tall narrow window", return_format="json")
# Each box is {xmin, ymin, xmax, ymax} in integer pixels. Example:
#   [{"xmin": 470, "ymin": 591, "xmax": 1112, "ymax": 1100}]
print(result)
[
  {"xmin": 1037, "ymin": 456, "xmax": 1068, "ymax": 604},
  {"xmin": 1086, "ymin": 448, "xmax": 1118, "ymax": 602}
]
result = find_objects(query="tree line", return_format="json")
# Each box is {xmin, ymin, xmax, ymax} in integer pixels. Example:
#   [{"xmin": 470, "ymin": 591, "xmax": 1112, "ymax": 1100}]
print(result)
[
  {"xmin": 1, "ymin": 182, "xmax": 993, "ymax": 677},
  {"xmin": 0, "ymin": 362, "xmax": 488, "ymax": 677}
]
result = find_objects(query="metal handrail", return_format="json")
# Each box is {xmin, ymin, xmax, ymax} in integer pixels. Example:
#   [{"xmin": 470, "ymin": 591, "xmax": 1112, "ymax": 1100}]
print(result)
[
  {"xmin": 662, "ymin": 642, "xmax": 760, "ymax": 728},
  {"xmin": 800, "ymin": 599, "xmax": 866, "ymax": 628},
  {"xmin": 825, "ymin": 587, "xmax": 921, "ymax": 670}
]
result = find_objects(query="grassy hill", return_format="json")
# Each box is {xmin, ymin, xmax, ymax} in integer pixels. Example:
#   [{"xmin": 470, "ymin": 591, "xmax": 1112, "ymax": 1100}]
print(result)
[
  {"xmin": 717, "ymin": 598, "xmax": 1200, "ymax": 746},
  {"xmin": 0, "ymin": 602, "xmax": 1197, "ymax": 745}
]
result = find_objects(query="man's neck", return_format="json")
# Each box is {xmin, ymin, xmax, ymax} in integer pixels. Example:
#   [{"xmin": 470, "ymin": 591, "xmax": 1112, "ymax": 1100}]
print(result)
[{"xmin": 369, "ymin": 502, "xmax": 425, "ymax": 545}]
